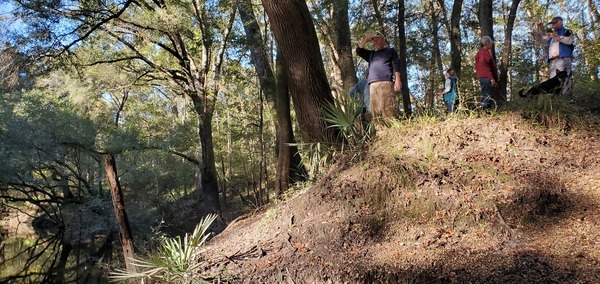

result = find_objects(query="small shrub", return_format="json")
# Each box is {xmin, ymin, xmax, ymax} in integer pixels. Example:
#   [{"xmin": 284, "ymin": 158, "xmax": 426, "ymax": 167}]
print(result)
[
  {"xmin": 109, "ymin": 214, "xmax": 218, "ymax": 283},
  {"xmin": 321, "ymin": 95, "xmax": 374, "ymax": 150},
  {"xmin": 515, "ymin": 95, "xmax": 582, "ymax": 130},
  {"xmin": 289, "ymin": 141, "xmax": 336, "ymax": 180}
]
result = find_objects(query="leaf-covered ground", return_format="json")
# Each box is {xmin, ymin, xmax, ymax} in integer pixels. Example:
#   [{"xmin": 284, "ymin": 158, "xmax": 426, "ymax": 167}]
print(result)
[{"xmin": 206, "ymin": 111, "xmax": 600, "ymax": 283}]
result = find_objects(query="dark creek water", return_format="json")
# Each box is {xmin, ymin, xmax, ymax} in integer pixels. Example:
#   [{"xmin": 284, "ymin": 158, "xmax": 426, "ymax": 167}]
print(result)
[{"xmin": 0, "ymin": 230, "xmax": 111, "ymax": 284}]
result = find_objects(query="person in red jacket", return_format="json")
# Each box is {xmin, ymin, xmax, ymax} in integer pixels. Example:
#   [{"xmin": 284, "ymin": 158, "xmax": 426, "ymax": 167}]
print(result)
[{"xmin": 475, "ymin": 36, "xmax": 498, "ymax": 110}]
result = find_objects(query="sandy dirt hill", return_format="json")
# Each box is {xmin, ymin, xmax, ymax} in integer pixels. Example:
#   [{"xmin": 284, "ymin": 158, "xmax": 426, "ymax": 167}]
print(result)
[{"xmin": 206, "ymin": 112, "xmax": 600, "ymax": 283}]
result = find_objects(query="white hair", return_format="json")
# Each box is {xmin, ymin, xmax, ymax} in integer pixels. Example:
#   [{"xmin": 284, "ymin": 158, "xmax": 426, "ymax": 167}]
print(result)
[{"xmin": 480, "ymin": 36, "xmax": 493, "ymax": 47}]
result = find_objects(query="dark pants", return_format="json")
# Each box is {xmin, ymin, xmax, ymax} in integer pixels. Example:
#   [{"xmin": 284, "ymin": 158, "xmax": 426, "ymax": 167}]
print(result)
[
  {"xmin": 445, "ymin": 100, "xmax": 454, "ymax": 112},
  {"xmin": 479, "ymin": 78, "xmax": 494, "ymax": 109}
]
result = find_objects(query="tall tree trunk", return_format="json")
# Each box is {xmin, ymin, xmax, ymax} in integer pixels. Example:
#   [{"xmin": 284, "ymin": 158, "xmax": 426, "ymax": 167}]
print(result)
[
  {"xmin": 437, "ymin": 0, "xmax": 463, "ymax": 78},
  {"xmin": 104, "ymin": 153, "xmax": 136, "ymax": 273},
  {"xmin": 258, "ymin": 90, "xmax": 268, "ymax": 204},
  {"xmin": 104, "ymin": 91, "xmax": 135, "ymax": 274},
  {"xmin": 311, "ymin": 0, "xmax": 356, "ymax": 98},
  {"xmin": 398, "ymin": 0, "xmax": 412, "ymax": 116},
  {"xmin": 275, "ymin": 50, "xmax": 307, "ymax": 195},
  {"xmin": 186, "ymin": 5, "xmax": 236, "ymax": 216},
  {"xmin": 190, "ymin": 95, "xmax": 221, "ymax": 214},
  {"xmin": 499, "ymin": 0, "xmax": 521, "ymax": 100},
  {"xmin": 225, "ymin": 110, "xmax": 232, "ymax": 206},
  {"xmin": 450, "ymin": 0, "xmax": 464, "ymax": 78},
  {"xmin": 478, "ymin": 0, "xmax": 504, "ymax": 105},
  {"xmin": 261, "ymin": 0, "xmax": 338, "ymax": 144},
  {"xmin": 331, "ymin": 0, "xmax": 357, "ymax": 93},
  {"xmin": 479, "ymin": 0, "xmax": 494, "ymax": 41},
  {"xmin": 238, "ymin": 0, "xmax": 278, "ymax": 110},
  {"xmin": 430, "ymin": 0, "xmax": 443, "ymax": 109},
  {"xmin": 238, "ymin": 0, "xmax": 305, "ymax": 195}
]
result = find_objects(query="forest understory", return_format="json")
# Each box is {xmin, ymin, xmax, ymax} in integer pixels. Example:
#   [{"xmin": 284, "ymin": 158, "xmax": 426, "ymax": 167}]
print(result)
[{"xmin": 205, "ymin": 110, "xmax": 600, "ymax": 283}]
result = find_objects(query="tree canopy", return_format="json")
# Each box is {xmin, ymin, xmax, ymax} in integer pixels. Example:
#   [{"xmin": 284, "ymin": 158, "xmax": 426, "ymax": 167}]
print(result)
[{"xmin": 1, "ymin": 0, "xmax": 599, "ymax": 280}]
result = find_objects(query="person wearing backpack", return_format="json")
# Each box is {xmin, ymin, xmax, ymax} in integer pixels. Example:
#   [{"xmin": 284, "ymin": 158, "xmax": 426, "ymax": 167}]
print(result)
[{"xmin": 440, "ymin": 68, "xmax": 458, "ymax": 113}]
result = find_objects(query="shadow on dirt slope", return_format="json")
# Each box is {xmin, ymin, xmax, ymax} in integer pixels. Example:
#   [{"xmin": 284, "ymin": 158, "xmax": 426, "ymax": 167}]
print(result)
[{"xmin": 206, "ymin": 113, "xmax": 600, "ymax": 283}]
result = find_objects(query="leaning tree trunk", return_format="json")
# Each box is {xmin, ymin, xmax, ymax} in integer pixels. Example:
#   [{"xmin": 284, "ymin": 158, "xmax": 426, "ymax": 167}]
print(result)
[
  {"xmin": 104, "ymin": 153, "xmax": 136, "ymax": 273},
  {"xmin": 498, "ymin": 0, "xmax": 521, "ymax": 100},
  {"xmin": 261, "ymin": 0, "xmax": 338, "ymax": 144},
  {"xmin": 238, "ymin": 0, "xmax": 277, "ymax": 114},
  {"xmin": 238, "ymin": 0, "xmax": 305, "ymax": 194},
  {"xmin": 103, "ymin": 92, "xmax": 135, "ymax": 274},
  {"xmin": 398, "ymin": 0, "xmax": 412, "ymax": 117}
]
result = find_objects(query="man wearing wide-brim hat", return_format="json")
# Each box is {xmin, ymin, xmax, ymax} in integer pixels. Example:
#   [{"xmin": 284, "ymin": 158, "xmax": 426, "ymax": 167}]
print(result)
[{"xmin": 533, "ymin": 16, "xmax": 575, "ymax": 94}]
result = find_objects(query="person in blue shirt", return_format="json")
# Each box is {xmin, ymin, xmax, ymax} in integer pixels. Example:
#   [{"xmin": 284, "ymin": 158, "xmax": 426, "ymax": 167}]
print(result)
[
  {"xmin": 534, "ymin": 16, "xmax": 575, "ymax": 94},
  {"xmin": 349, "ymin": 73, "xmax": 371, "ymax": 125},
  {"xmin": 439, "ymin": 68, "xmax": 458, "ymax": 112},
  {"xmin": 356, "ymin": 32, "xmax": 402, "ymax": 119},
  {"xmin": 349, "ymin": 76, "xmax": 370, "ymax": 112}
]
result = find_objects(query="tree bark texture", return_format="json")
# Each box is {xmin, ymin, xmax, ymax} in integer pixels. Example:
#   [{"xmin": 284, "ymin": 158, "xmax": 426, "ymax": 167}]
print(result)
[
  {"xmin": 261, "ymin": 0, "xmax": 338, "ymax": 143},
  {"xmin": 430, "ymin": 0, "xmax": 443, "ymax": 109},
  {"xmin": 238, "ymin": 0, "xmax": 304, "ymax": 194},
  {"xmin": 185, "ymin": 4, "xmax": 236, "ymax": 216},
  {"xmin": 238, "ymin": 0, "xmax": 278, "ymax": 111},
  {"xmin": 331, "ymin": 0, "xmax": 358, "ymax": 93},
  {"xmin": 190, "ymin": 94, "xmax": 221, "ymax": 214},
  {"xmin": 397, "ymin": 0, "xmax": 412, "ymax": 116},
  {"xmin": 274, "ymin": 51, "xmax": 307, "ymax": 195},
  {"xmin": 478, "ymin": 0, "xmax": 505, "ymax": 105},
  {"xmin": 104, "ymin": 153, "xmax": 136, "ymax": 273},
  {"xmin": 437, "ymin": 0, "xmax": 464, "ymax": 81},
  {"xmin": 499, "ymin": 0, "xmax": 521, "ymax": 100},
  {"xmin": 478, "ymin": 0, "xmax": 494, "ymax": 41},
  {"xmin": 450, "ymin": 0, "xmax": 464, "ymax": 78}
]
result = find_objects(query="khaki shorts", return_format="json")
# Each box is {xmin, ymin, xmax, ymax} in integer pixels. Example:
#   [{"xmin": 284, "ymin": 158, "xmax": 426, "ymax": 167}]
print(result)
[{"xmin": 369, "ymin": 81, "xmax": 397, "ymax": 119}]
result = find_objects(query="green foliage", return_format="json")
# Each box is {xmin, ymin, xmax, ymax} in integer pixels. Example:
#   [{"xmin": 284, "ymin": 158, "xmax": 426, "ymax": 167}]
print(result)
[
  {"xmin": 290, "ymin": 94, "xmax": 374, "ymax": 180},
  {"xmin": 109, "ymin": 214, "xmax": 219, "ymax": 284},
  {"xmin": 514, "ymin": 95, "xmax": 582, "ymax": 130},
  {"xmin": 290, "ymin": 141, "xmax": 336, "ymax": 180},
  {"xmin": 322, "ymin": 95, "xmax": 374, "ymax": 149},
  {"xmin": 570, "ymin": 73, "xmax": 600, "ymax": 114},
  {"xmin": 0, "ymin": 90, "xmax": 98, "ymax": 190}
]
